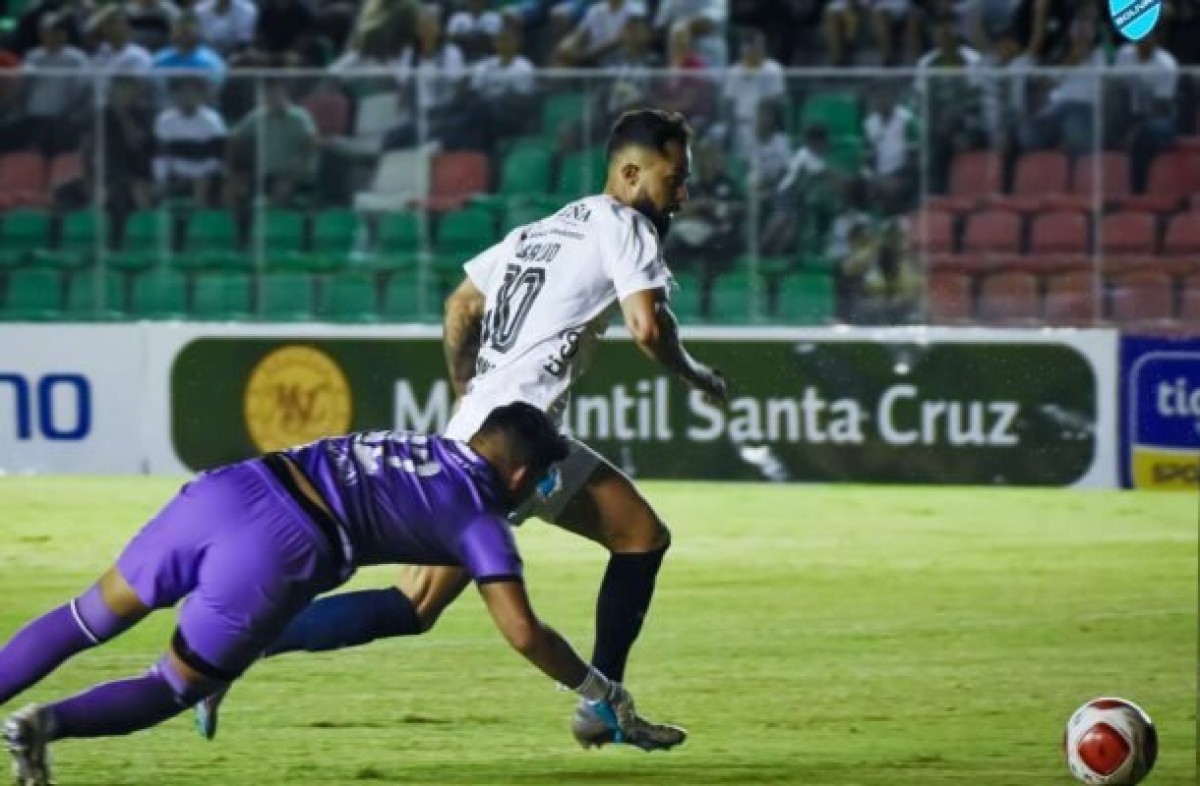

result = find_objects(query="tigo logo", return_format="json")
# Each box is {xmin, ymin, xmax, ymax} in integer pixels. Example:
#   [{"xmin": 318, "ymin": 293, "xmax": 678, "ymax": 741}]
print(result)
[
  {"xmin": 1108, "ymin": 0, "xmax": 1162, "ymax": 41},
  {"xmin": 1129, "ymin": 351, "xmax": 1200, "ymax": 490}
]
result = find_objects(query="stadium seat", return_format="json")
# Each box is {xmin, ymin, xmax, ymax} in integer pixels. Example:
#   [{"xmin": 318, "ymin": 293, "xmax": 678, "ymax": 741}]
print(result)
[
  {"xmin": 36, "ymin": 210, "xmax": 101, "ymax": 270},
  {"xmin": 300, "ymin": 90, "xmax": 350, "ymax": 138},
  {"xmin": 110, "ymin": 210, "xmax": 169, "ymax": 273},
  {"xmin": 910, "ymin": 210, "xmax": 956, "ymax": 272},
  {"xmin": 347, "ymin": 91, "xmax": 403, "ymax": 154},
  {"xmin": 927, "ymin": 271, "xmax": 973, "ymax": 324},
  {"xmin": 0, "ymin": 151, "xmax": 48, "ymax": 208},
  {"xmin": 776, "ymin": 272, "xmax": 834, "ymax": 324},
  {"xmin": 1180, "ymin": 275, "xmax": 1200, "ymax": 325},
  {"xmin": 1107, "ymin": 272, "xmax": 1174, "ymax": 326},
  {"xmin": 540, "ymin": 93, "xmax": 585, "ymax": 136},
  {"xmin": 318, "ymin": 273, "xmax": 378, "ymax": 322},
  {"xmin": 1099, "ymin": 211, "xmax": 1158, "ymax": 276},
  {"xmin": 0, "ymin": 268, "xmax": 62, "ymax": 319},
  {"xmin": 0, "ymin": 209, "xmax": 50, "ymax": 267},
  {"xmin": 259, "ymin": 209, "xmax": 306, "ymax": 255},
  {"xmin": 952, "ymin": 210, "xmax": 1022, "ymax": 272},
  {"xmin": 1158, "ymin": 213, "xmax": 1200, "ymax": 276},
  {"xmin": 708, "ymin": 272, "xmax": 753, "ymax": 324},
  {"xmin": 354, "ymin": 147, "xmax": 434, "ymax": 212},
  {"xmin": 191, "ymin": 272, "xmax": 252, "ymax": 319},
  {"xmin": 977, "ymin": 271, "xmax": 1040, "ymax": 324},
  {"xmin": 827, "ymin": 135, "xmax": 862, "ymax": 174},
  {"xmin": 375, "ymin": 211, "xmax": 425, "ymax": 269},
  {"xmin": 1116, "ymin": 151, "xmax": 1194, "ymax": 213},
  {"xmin": 1043, "ymin": 272, "xmax": 1098, "ymax": 326},
  {"xmin": 129, "ymin": 269, "xmax": 188, "ymax": 318},
  {"xmin": 182, "ymin": 209, "xmax": 247, "ymax": 270},
  {"xmin": 380, "ymin": 273, "xmax": 431, "ymax": 321},
  {"xmin": 798, "ymin": 92, "xmax": 861, "ymax": 137},
  {"xmin": 1043, "ymin": 152, "xmax": 1129, "ymax": 213},
  {"xmin": 259, "ymin": 273, "xmax": 315, "ymax": 320},
  {"xmin": 436, "ymin": 207, "xmax": 496, "ymax": 258},
  {"xmin": 985, "ymin": 151, "xmax": 1069, "ymax": 213},
  {"xmin": 418, "ymin": 152, "xmax": 490, "ymax": 213},
  {"xmin": 1025, "ymin": 211, "xmax": 1090, "ymax": 274},
  {"xmin": 927, "ymin": 151, "xmax": 1002, "ymax": 214},
  {"xmin": 48, "ymin": 152, "xmax": 82, "ymax": 190},
  {"xmin": 556, "ymin": 146, "xmax": 606, "ymax": 197},
  {"xmin": 668, "ymin": 271, "xmax": 702, "ymax": 321},
  {"xmin": 66, "ymin": 270, "xmax": 125, "ymax": 319},
  {"xmin": 497, "ymin": 143, "xmax": 553, "ymax": 200}
]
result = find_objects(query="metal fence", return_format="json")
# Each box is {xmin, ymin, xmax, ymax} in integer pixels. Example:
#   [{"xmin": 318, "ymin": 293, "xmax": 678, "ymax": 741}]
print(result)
[{"xmin": 0, "ymin": 66, "xmax": 1196, "ymax": 328}]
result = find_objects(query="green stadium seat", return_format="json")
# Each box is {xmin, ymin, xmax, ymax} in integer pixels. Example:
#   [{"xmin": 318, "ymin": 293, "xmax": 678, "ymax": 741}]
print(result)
[
  {"xmin": 505, "ymin": 202, "xmax": 549, "ymax": 228},
  {"xmin": 111, "ymin": 210, "xmax": 170, "ymax": 273},
  {"xmin": 319, "ymin": 273, "xmax": 378, "ymax": 322},
  {"xmin": 777, "ymin": 272, "xmax": 834, "ymax": 324},
  {"xmin": 541, "ymin": 93, "xmax": 585, "ymax": 136},
  {"xmin": 668, "ymin": 271, "xmax": 703, "ymax": 322},
  {"xmin": 66, "ymin": 270, "xmax": 125, "ymax": 319},
  {"xmin": 0, "ymin": 209, "xmax": 50, "ymax": 267},
  {"xmin": 375, "ymin": 211, "xmax": 424, "ymax": 270},
  {"xmin": 1, "ymin": 269, "xmax": 62, "ymax": 319},
  {"xmin": 556, "ymin": 147, "xmax": 606, "ymax": 196},
  {"xmin": 191, "ymin": 272, "xmax": 252, "ymax": 319},
  {"xmin": 312, "ymin": 209, "xmax": 361, "ymax": 254},
  {"xmin": 259, "ymin": 273, "xmax": 315, "ymax": 321},
  {"xmin": 380, "ymin": 273, "xmax": 433, "ymax": 321},
  {"xmin": 436, "ymin": 208, "xmax": 496, "ymax": 257},
  {"xmin": 499, "ymin": 143, "xmax": 553, "ymax": 198},
  {"xmin": 259, "ymin": 209, "xmax": 306, "ymax": 254},
  {"xmin": 829, "ymin": 135, "xmax": 864, "ymax": 173},
  {"xmin": 182, "ymin": 210, "xmax": 248, "ymax": 271},
  {"xmin": 709, "ymin": 272, "xmax": 755, "ymax": 324},
  {"xmin": 34, "ymin": 211, "xmax": 100, "ymax": 270},
  {"xmin": 799, "ymin": 92, "xmax": 862, "ymax": 138},
  {"xmin": 129, "ymin": 270, "xmax": 188, "ymax": 318}
]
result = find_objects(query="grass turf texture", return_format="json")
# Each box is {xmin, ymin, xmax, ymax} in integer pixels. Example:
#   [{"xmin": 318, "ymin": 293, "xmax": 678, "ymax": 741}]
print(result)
[{"xmin": 0, "ymin": 479, "xmax": 1194, "ymax": 786}]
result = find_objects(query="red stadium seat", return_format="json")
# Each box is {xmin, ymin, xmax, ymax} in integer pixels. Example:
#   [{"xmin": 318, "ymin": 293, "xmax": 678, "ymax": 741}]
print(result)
[
  {"xmin": 1107, "ymin": 272, "xmax": 1175, "ymax": 327},
  {"xmin": 416, "ymin": 152, "xmax": 490, "ymax": 213},
  {"xmin": 1181, "ymin": 275, "xmax": 1200, "ymax": 325},
  {"xmin": 1157, "ymin": 213, "xmax": 1200, "ymax": 276},
  {"xmin": 927, "ymin": 151, "xmax": 1002, "ymax": 214},
  {"xmin": 48, "ymin": 152, "xmax": 82, "ymax": 189},
  {"xmin": 985, "ymin": 151, "xmax": 1069, "ymax": 213},
  {"xmin": 1044, "ymin": 272, "xmax": 1098, "ymax": 326},
  {"xmin": 0, "ymin": 151, "xmax": 48, "ymax": 209},
  {"xmin": 951, "ymin": 210, "xmax": 1022, "ymax": 272},
  {"xmin": 1025, "ymin": 211, "xmax": 1090, "ymax": 274},
  {"xmin": 1117, "ymin": 151, "xmax": 1195, "ymax": 213},
  {"xmin": 300, "ymin": 90, "xmax": 350, "ymax": 138},
  {"xmin": 977, "ymin": 271, "xmax": 1040, "ymax": 323},
  {"xmin": 927, "ymin": 271, "xmax": 973, "ymax": 323},
  {"xmin": 1044, "ymin": 152, "xmax": 1129, "ymax": 213},
  {"xmin": 1099, "ymin": 211, "xmax": 1158, "ymax": 275},
  {"xmin": 909, "ymin": 209, "xmax": 955, "ymax": 254}
]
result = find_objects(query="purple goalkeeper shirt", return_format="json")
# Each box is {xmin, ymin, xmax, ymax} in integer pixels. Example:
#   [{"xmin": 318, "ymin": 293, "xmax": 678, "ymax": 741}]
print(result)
[{"xmin": 281, "ymin": 431, "xmax": 523, "ymax": 583}]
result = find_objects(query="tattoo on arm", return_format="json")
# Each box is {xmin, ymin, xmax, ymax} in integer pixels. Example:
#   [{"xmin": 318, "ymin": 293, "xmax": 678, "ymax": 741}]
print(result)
[{"xmin": 444, "ymin": 289, "xmax": 485, "ymax": 399}]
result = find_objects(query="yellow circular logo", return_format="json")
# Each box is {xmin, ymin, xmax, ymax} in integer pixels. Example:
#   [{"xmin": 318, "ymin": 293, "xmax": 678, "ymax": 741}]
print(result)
[{"xmin": 244, "ymin": 346, "xmax": 353, "ymax": 453}]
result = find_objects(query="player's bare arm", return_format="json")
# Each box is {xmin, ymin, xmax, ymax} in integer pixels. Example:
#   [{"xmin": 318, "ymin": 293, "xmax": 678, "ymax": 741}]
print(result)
[
  {"xmin": 621, "ymin": 287, "xmax": 728, "ymax": 404},
  {"xmin": 477, "ymin": 579, "xmax": 591, "ymax": 689},
  {"xmin": 443, "ymin": 278, "xmax": 486, "ymax": 399}
]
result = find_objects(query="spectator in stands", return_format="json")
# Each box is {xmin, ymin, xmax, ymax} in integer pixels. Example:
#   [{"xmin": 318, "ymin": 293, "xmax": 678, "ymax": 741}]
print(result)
[
  {"xmin": 654, "ymin": 0, "xmax": 728, "ymax": 67},
  {"xmin": 448, "ymin": 24, "xmax": 535, "ymax": 151},
  {"xmin": 447, "ymin": 0, "xmax": 504, "ymax": 62},
  {"xmin": 746, "ymin": 100, "xmax": 791, "ymax": 199},
  {"xmin": 10, "ymin": 0, "xmax": 89, "ymax": 57},
  {"xmin": 153, "ymin": 76, "xmax": 226, "ymax": 206},
  {"xmin": 722, "ymin": 28, "xmax": 785, "ymax": 161},
  {"xmin": 60, "ymin": 75, "xmax": 154, "ymax": 213},
  {"xmin": 730, "ymin": 0, "xmax": 823, "ymax": 66},
  {"xmin": 152, "ymin": 11, "xmax": 226, "ymax": 92},
  {"xmin": 90, "ymin": 6, "xmax": 154, "ymax": 75},
  {"xmin": 976, "ymin": 24, "xmax": 1035, "ymax": 151},
  {"xmin": 194, "ymin": 0, "xmax": 257, "ymax": 57},
  {"xmin": 1114, "ymin": 31, "xmax": 1179, "ymax": 191},
  {"xmin": 0, "ymin": 50, "xmax": 31, "ymax": 155},
  {"xmin": 251, "ymin": 0, "xmax": 319, "ymax": 66},
  {"xmin": 663, "ymin": 134, "xmax": 742, "ymax": 318},
  {"xmin": 916, "ymin": 10, "xmax": 984, "ymax": 192},
  {"xmin": 554, "ymin": 0, "xmax": 646, "ymax": 66},
  {"xmin": 376, "ymin": 5, "xmax": 466, "ymax": 149},
  {"xmin": 125, "ymin": 0, "xmax": 181, "ymax": 52},
  {"xmin": 1008, "ymin": 0, "xmax": 1073, "ymax": 60},
  {"xmin": 761, "ymin": 123, "xmax": 832, "ymax": 255},
  {"xmin": 225, "ymin": 80, "xmax": 318, "ymax": 208},
  {"xmin": 825, "ymin": 0, "xmax": 921, "ymax": 66},
  {"xmin": 862, "ymin": 86, "xmax": 915, "ymax": 213},
  {"xmin": 650, "ymin": 24, "xmax": 715, "ymax": 126},
  {"xmin": 22, "ymin": 12, "xmax": 88, "ymax": 156},
  {"xmin": 963, "ymin": 0, "xmax": 1021, "ymax": 51},
  {"xmin": 1019, "ymin": 15, "xmax": 1105, "ymax": 157},
  {"xmin": 828, "ymin": 177, "xmax": 882, "ymax": 322}
]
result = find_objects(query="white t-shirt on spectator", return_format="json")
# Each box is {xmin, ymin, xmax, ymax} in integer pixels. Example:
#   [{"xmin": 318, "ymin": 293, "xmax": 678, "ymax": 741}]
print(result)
[
  {"xmin": 471, "ymin": 55, "xmax": 535, "ymax": 99},
  {"xmin": 654, "ymin": 0, "xmax": 728, "ymax": 65},
  {"xmin": 93, "ymin": 41, "xmax": 155, "ymax": 74},
  {"xmin": 777, "ymin": 145, "xmax": 827, "ymax": 194},
  {"xmin": 1114, "ymin": 44, "xmax": 1178, "ymax": 106},
  {"xmin": 864, "ymin": 105, "xmax": 912, "ymax": 176},
  {"xmin": 723, "ymin": 58, "xmax": 785, "ymax": 132},
  {"xmin": 447, "ymin": 10, "xmax": 503, "ymax": 38},
  {"xmin": 195, "ymin": 0, "xmax": 258, "ymax": 55},
  {"xmin": 578, "ymin": 1, "xmax": 646, "ymax": 52},
  {"xmin": 751, "ymin": 131, "xmax": 792, "ymax": 185},
  {"xmin": 1048, "ymin": 48, "xmax": 1107, "ymax": 106},
  {"xmin": 153, "ymin": 106, "xmax": 226, "ymax": 182},
  {"xmin": 396, "ymin": 44, "xmax": 467, "ymax": 112}
]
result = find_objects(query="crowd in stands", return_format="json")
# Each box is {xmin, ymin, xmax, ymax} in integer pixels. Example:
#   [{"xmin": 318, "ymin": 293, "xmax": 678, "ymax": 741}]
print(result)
[{"xmin": 0, "ymin": 0, "xmax": 1196, "ymax": 327}]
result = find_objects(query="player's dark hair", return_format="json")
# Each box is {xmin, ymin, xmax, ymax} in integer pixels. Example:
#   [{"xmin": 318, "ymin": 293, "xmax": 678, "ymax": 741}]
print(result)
[
  {"xmin": 478, "ymin": 402, "xmax": 569, "ymax": 473},
  {"xmin": 606, "ymin": 108, "xmax": 693, "ymax": 164}
]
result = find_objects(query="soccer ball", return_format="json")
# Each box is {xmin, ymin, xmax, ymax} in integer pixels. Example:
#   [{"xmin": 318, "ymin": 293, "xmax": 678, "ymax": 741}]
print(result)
[{"xmin": 1064, "ymin": 697, "xmax": 1158, "ymax": 785}]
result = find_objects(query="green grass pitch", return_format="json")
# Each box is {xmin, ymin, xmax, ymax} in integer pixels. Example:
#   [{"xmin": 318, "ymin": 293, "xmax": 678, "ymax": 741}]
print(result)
[{"xmin": 0, "ymin": 478, "xmax": 1195, "ymax": 785}]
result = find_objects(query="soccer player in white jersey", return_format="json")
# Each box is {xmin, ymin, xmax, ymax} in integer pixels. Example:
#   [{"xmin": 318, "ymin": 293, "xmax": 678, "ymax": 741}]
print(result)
[{"xmin": 198, "ymin": 108, "xmax": 727, "ymax": 751}]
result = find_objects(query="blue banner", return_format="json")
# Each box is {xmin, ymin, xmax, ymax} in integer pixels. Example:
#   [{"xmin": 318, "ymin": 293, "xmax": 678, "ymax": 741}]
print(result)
[{"xmin": 1120, "ymin": 335, "xmax": 1200, "ymax": 490}]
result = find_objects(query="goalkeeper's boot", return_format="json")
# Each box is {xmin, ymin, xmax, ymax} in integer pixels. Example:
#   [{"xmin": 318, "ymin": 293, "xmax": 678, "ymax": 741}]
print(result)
[
  {"xmin": 4, "ymin": 705, "xmax": 53, "ymax": 786},
  {"xmin": 194, "ymin": 687, "xmax": 229, "ymax": 741},
  {"xmin": 571, "ymin": 699, "xmax": 687, "ymax": 751}
]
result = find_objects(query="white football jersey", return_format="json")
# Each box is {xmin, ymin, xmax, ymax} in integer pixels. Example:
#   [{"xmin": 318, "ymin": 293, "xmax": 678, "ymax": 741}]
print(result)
[{"xmin": 444, "ymin": 194, "xmax": 674, "ymax": 441}]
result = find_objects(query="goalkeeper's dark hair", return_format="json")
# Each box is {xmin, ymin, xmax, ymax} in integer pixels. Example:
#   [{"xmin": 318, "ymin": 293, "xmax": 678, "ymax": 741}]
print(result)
[
  {"xmin": 477, "ymin": 402, "xmax": 569, "ymax": 474},
  {"xmin": 606, "ymin": 108, "xmax": 693, "ymax": 164}
]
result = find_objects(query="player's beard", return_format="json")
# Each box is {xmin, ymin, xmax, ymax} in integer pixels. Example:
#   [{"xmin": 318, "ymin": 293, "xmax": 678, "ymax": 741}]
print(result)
[{"xmin": 632, "ymin": 196, "xmax": 672, "ymax": 238}]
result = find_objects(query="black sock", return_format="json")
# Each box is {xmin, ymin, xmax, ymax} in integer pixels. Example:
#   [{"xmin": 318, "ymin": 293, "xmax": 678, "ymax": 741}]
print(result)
[
  {"xmin": 590, "ymin": 542, "xmax": 669, "ymax": 683},
  {"xmin": 265, "ymin": 588, "xmax": 422, "ymax": 656}
]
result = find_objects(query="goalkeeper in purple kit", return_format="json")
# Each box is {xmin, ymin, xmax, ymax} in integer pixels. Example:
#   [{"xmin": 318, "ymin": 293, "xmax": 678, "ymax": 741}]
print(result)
[{"xmin": 0, "ymin": 403, "xmax": 676, "ymax": 786}]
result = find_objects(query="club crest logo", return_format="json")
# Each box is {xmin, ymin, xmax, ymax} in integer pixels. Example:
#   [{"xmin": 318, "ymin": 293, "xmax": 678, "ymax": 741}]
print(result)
[
  {"xmin": 244, "ymin": 345, "xmax": 352, "ymax": 453},
  {"xmin": 1108, "ymin": 0, "xmax": 1163, "ymax": 42}
]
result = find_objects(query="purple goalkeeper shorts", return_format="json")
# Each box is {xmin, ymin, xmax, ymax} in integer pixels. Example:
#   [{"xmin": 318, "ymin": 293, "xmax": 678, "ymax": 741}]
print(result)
[{"xmin": 115, "ymin": 460, "xmax": 342, "ymax": 679}]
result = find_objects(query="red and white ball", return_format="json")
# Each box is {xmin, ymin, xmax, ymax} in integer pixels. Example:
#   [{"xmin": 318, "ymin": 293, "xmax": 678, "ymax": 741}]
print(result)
[{"xmin": 1064, "ymin": 697, "xmax": 1158, "ymax": 785}]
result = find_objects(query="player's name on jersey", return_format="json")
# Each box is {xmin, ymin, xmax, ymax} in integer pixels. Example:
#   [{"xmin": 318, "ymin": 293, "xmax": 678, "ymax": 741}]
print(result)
[{"xmin": 395, "ymin": 378, "xmax": 1022, "ymax": 448}]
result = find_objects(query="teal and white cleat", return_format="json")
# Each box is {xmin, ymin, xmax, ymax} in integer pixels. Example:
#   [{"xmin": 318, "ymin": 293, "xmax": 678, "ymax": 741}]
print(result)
[
  {"xmin": 4, "ymin": 705, "xmax": 53, "ymax": 786},
  {"xmin": 571, "ymin": 699, "xmax": 687, "ymax": 752},
  {"xmin": 194, "ymin": 688, "xmax": 229, "ymax": 741}
]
